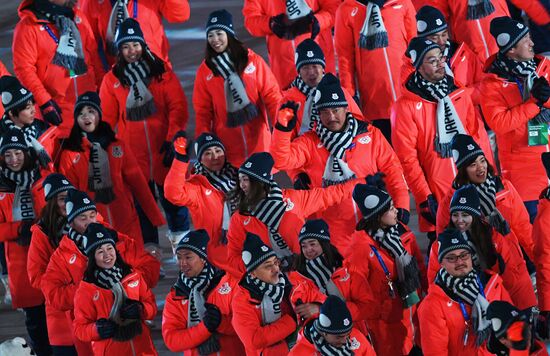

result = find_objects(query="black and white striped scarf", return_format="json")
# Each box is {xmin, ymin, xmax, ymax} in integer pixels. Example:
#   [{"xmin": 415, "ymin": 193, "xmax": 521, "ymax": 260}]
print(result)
[
  {"xmin": 86, "ymin": 135, "xmax": 115, "ymax": 204},
  {"xmin": 474, "ymin": 177, "xmax": 510, "ymax": 235},
  {"xmin": 437, "ymin": 268, "xmax": 491, "ymax": 345},
  {"xmin": 544, "ymin": 187, "xmax": 550, "ymax": 200},
  {"xmin": 286, "ymin": 0, "xmax": 312, "ymax": 20},
  {"xmin": 305, "ymin": 255, "xmax": 343, "ymax": 298},
  {"xmin": 413, "ymin": 71, "xmax": 466, "ymax": 158},
  {"xmin": 308, "ymin": 321, "xmax": 354, "ymax": 356},
  {"xmin": 212, "ymin": 52, "xmax": 258, "ymax": 128},
  {"xmin": 245, "ymin": 273, "xmax": 286, "ymax": 324},
  {"xmin": 493, "ymin": 54, "xmax": 550, "ymax": 124},
  {"xmin": 313, "ymin": 112, "xmax": 358, "ymax": 187},
  {"xmin": 1, "ymin": 118, "xmax": 51, "ymax": 168},
  {"xmin": 291, "ymin": 76, "xmax": 316, "ymax": 134},
  {"xmin": 177, "ymin": 263, "xmax": 216, "ymax": 327},
  {"xmin": 467, "ymin": 0, "xmax": 495, "ymax": 20},
  {"xmin": 94, "ymin": 264, "xmax": 123, "ymax": 290},
  {"xmin": 123, "ymin": 60, "xmax": 156, "ymax": 121},
  {"xmin": 2, "ymin": 168, "xmax": 38, "ymax": 221},
  {"xmin": 251, "ymin": 181, "xmax": 293, "ymax": 259},
  {"xmin": 358, "ymin": 1, "xmax": 388, "ymax": 50},
  {"xmin": 106, "ymin": 0, "xmax": 129, "ymax": 55},
  {"xmin": 68, "ymin": 226, "xmax": 88, "ymax": 254}
]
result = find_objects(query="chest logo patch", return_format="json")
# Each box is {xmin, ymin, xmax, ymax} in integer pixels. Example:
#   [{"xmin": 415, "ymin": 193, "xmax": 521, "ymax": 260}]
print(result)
[
  {"xmin": 205, "ymin": 189, "xmax": 213, "ymax": 196},
  {"xmin": 93, "ymin": 290, "xmax": 100, "ymax": 301},
  {"xmin": 244, "ymin": 63, "xmax": 256, "ymax": 74},
  {"xmin": 284, "ymin": 198, "xmax": 294, "ymax": 211},
  {"xmin": 350, "ymin": 337, "xmax": 360, "ymax": 350},
  {"xmin": 69, "ymin": 254, "xmax": 77, "ymax": 264},
  {"xmin": 218, "ymin": 282, "xmax": 231, "ymax": 295},
  {"xmin": 128, "ymin": 280, "xmax": 139, "ymax": 288},
  {"xmin": 358, "ymin": 135, "xmax": 371, "ymax": 144},
  {"xmin": 112, "ymin": 145, "xmax": 123, "ymax": 158}
]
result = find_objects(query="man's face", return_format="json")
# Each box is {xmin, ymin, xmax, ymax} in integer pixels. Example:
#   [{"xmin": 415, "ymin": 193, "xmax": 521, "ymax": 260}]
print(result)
[
  {"xmin": 319, "ymin": 107, "xmax": 347, "ymax": 132},
  {"xmin": 48, "ymin": 0, "xmax": 76, "ymax": 8},
  {"xmin": 299, "ymin": 64, "xmax": 324, "ymax": 88},
  {"xmin": 507, "ymin": 34, "xmax": 535, "ymax": 62},
  {"xmin": 441, "ymin": 248, "xmax": 473, "ymax": 277},
  {"xmin": 418, "ymin": 48, "xmax": 446, "ymax": 83},
  {"xmin": 426, "ymin": 30, "xmax": 450, "ymax": 50},
  {"xmin": 250, "ymin": 256, "xmax": 280, "ymax": 284},
  {"xmin": 323, "ymin": 331, "xmax": 351, "ymax": 347}
]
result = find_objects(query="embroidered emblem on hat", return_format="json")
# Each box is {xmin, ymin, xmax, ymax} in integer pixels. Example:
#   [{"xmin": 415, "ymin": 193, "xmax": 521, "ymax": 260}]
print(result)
[
  {"xmin": 497, "ymin": 33, "xmax": 511, "ymax": 46},
  {"xmin": 211, "ymin": 17, "xmax": 218, "ymax": 23},
  {"xmin": 112, "ymin": 145, "xmax": 123, "ymax": 158},
  {"xmin": 20, "ymin": 88, "xmax": 27, "ymax": 95},
  {"xmin": 93, "ymin": 290, "xmax": 100, "ymax": 301},
  {"xmin": 244, "ymin": 162, "xmax": 252, "ymax": 168},
  {"xmin": 44, "ymin": 184, "xmax": 52, "ymax": 197},
  {"xmin": 416, "ymin": 101, "xmax": 422, "ymax": 110},
  {"xmin": 69, "ymin": 254, "xmax": 77, "ymax": 264},
  {"xmin": 451, "ymin": 238, "xmax": 458, "ymax": 244},
  {"xmin": 436, "ymin": 18, "xmax": 443, "ymax": 26},
  {"xmin": 459, "ymin": 197, "xmax": 466, "ymax": 204},
  {"xmin": 128, "ymin": 280, "xmax": 139, "ymax": 288},
  {"xmin": 319, "ymin": 314, "xmax": 331, "ymax": 327},
  {"xmin": 517, "ymin": 23, "xmax": 524, "ymax": 29},
  {"xmin": 83, "ymin": 198, "xmax": 90, "ymax": 204},
  {"xmin": 350, "ymin": 337, "xmax": 360, "ymax": 350},
  {"xmin": 218, "ymin": 282, "xmax": 231, "ymax": 294},
  {"xmin": 96, "ymin": 232, "xmax": 104, "ymax": 238},
  {"xmin": 62, "ymin": 179, "xmax": 69, "ymax": 185},
  {"xmin": 409, "ymin": 50, "xmax": 417, "ymax": 63},
  {"xmin": 181, "ymin": 236, "xmax": 189, "ymax": 243},
  {"xmin": 467, "ymin": 144, "xmax": 475, "ymax": 150},
  {"xmin": 363, "ymin": 195, "xmax": 380, "ymax": 209},
  {"xmin": 425, "ymin": 40, "xmax": 431, "ymax": 44},
  {"xmin": 10, "ymin": 136, "xmax": 18, "ymax": 142},
  {"xmin": 417, "ymin": 20, "xmax": 427, "ymax": 32},
  {"xmin": 114, "ymin": 82, "xmax": 121, "ymax": 88},
  {"xmin": 306, "ymin": 50, "xmax": 314, "ymax": 58},
  {"xmin": 206, "ymin": 135, "xmax": 213, "ymax": 141},
  {"xmin": 343, "ymin": 318, "xmax": 350, "ymax": 326},
  {"xmin": 1, "ymin": 92, "xmax": 12, "ymax": 105},
  {"xmin": 127, "ymin": 28, "xmax": 135, "ymax": 35},
  {"xmin": 242, "ymin": 251, "xmax": 252, "ymax": 265},
  {"xmin": 261, "ymin": 246, "xmax": 269, "ymax": 252},
  {"xmin": 332, "ymin": 93, "xmax": 339, "ymax": 100},
  {"xmin": 300, "ymin": 227, "xmax": 306, "ymax": 233},
  {"xmin": 511, "ymin": 310, "xmax": 518, "ymax": 316}
]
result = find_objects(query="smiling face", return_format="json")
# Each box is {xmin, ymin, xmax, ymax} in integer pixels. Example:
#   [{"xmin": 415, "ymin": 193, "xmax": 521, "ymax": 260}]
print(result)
[
  {"xmin": 120, "ymin": 42, "xmax": 143, "ymax": 64},
  {"xmin": 176, "ymin": 249, "xmax": 206, "ymax": 278},
  {"xmin": 300, "ymin": 238, "xmax": 323, "ymax": 260},
  {"xmin": 207, "ymin": 29, "xmax": 228, "ymax": 53},
  {"xmin": 201, "ymin": 146, "xmax": 226, "ymax": 172},
  {"xmin": 465, "ymin": 155, "xmax": 488, "ymax": 184},
  {"xmin": 3, "ymin": 149, "xmax": 26, "ymax": 172},
  {"xmin": 94, "ymin": 243, "xmax": 117, "ymax": 269},
  {"xmin": 451, "ymin": 211, "xmax": 473, "ymax": 232},
  {"xmin": 76, "ymin": 105, "xmax": 100, "ymax": 133}
]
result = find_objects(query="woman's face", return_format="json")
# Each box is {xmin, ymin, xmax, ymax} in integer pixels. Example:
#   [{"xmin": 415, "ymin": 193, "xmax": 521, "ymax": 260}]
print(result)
[
  {"xmin": 201, "ymin": 146, "xmax": 226, "ymax": 172},
  {"xmin": 451, "ymin": 211, "xmax": 473, "ymax": 232},
  {"xmin": 465, "ymin": 155, "xmax": 488, "ymax": 184},
  {"xmin": 207, "ymin": 30, "xmax": 228, "ymax": 53},
  {"xmin": 300, "ymin": 238, "xmax": 323, "ymax": 260},
  {"xmin": 239, "ymin": 173, "xmax": 251, "ymax": 196},
  {"xmin": 56, "ymin": 191, "xmax": 69, "ymax": 217},
  {"xmin": 76, "ymin": 105, "xmax": 100, "ymax": 133},
  {"xmin": 94, "ymin": 243, "xmax": 116, "ymax": 269},
  {"xmin": 120, "ymin": 42, "xmax": 143, "ymax": 63},
  {"xmin": 4, "ymin": 149, "xmax": 26, "ymax": 172},
  {"xmin": 10, "ymin": 100, "xmax": 36, "ymax": 127},
  {"xmin": 379, "ymin": 204, "xmax": 398, "ymax": 228}
]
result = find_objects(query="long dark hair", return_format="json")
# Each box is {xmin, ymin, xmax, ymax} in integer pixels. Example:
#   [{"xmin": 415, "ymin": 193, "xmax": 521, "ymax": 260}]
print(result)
[
  {"xmin": 62, "ymin": 121, "xmax": 117, "ymax": 152},
  {"xmin": 0, "ymin": 150, "xmax": 36, "ymax": 172},
  {"xmin": 112, "ymin": 46, "xmax": 166, "ymax": 86},
  {"xmin": 356, "ymin": 207, "xmax": 391, "ymax": 234},
  {"xmin": 293, "ymin": 240, "xmax": 344, "ymax": 274},
  {"xmin": 38, "ymin": 196, "xmax": 67, "ymax": 248},
  {"xmin": 231, "ymin": 177, "xmax": 270, "ymax": 214},
  {"xmin": 453, "ymin": 157, "xmax": 496, "ymax": 188},
  {"xmin": 447, "ymin": 215, "xmax": 497, "ymax": 270},
  {"xmin": 83, "ymin": 249, "xmax": 133, "ymax": 286},
  {"xmin": 205, "ymin": 34, "xmax": 249, "ymax": 76}
]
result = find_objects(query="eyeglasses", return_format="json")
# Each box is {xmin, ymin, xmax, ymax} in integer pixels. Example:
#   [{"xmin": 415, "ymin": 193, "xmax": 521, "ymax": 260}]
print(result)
[
  {"xmin": 423, "ymin": 54, "xmax": 447, "ymax": 68},
  {"xmin": 444, "ymin": 251, "xmax": 471, "ymax": 263}
]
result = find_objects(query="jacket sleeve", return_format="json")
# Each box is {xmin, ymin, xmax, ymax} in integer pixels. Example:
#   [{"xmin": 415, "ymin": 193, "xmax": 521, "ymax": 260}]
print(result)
[
  {"xmin": 193, "ymin": 65, "xmax": 215, "ymax": 137},
  {"xmin": 232, "ymin": 293, "xmax": 296, "ymax": 350},
  {"xmin": 79, "ymin": 14, "xmax": 105, "ymax": 88},
  {"xmin": 121, "ymin": 143, "xmax": 166, "ymax": 226},
  {"xmin": 162, "ymin": 70, "xmax": 188, "ymax": 140},
  {"xmin": 391, "ymin": 102, "xmax": 432, "ymax": 203},
  {"xmin": 255, "ymin": 54, "xmax": 282, "ymax": 125},
  {"xmin": 410, "ymin": 234, "xmax": 429, "ymax": 294},
  {"xmin": 162, "ymin": 294, "xmax": 212, "ymax": 352},
  {"xmin": 99, "ymin": 74, "xmax": 122, "ymax": 132},
  {"xmin": 334, "ymin": 3, "xmax": 357, "ymax": 94},
  {"xmin": 480, "ymin": 79, "xmax": 542, "ymax": 134},
  {"xmin": 316, "ymin": 0, "xmax": 340, "ymax": 32},
  {"xmin": 506, "ymin": 181, "xmax": 534, "ymax": 260},
  {"xmin": 288, "ymin": 273, "xmax": 327, "ymax": 307},
  {"xmin": 348, "ymin": 270, "xmax": 378, "ymax": 320},
  {"xmin": 425, "ymin": 0, "xmax": 451, "ymax": 18},
  {"xmin": 289, "ymin": 178, "xmax": 357, "ymax": 218},
  {"xmin": 12, "ymin": 23, "xmax": 51, "ymax": 106},
  {"xmin": 0, "ymin": 220, "xmax": 20, "ymax": 242},
  {"xmin": 164, "ymin": 160, "xmax": 201, "ymax": 208},
  {"xmin": 271, "ymin": 128, "xmax": 313, "ymax": 170},
  {"xmin": 226, "ymin": 214, "xmax": 246, "ymax": 278},
  {"xmin": 27, "ymin": 227, "xmax": 49, "ymax": 290},
  {"xmin": 418, "ymin": 299, "xmax": 450, "ymax": 355},
  {"xmin": 243, "ymin": 0, "xmax": 272, "ymax": 37},
  {"xmin": 436, "ymin": 191, "xmax": 452, "ymax": 235},
  {"xmin": 42, "ymin": 252, "xmax": 78, "ymax": 311},
  {"xmin": 73, "ymin": 286, "xmax": 102, "ymax": 342},
  {"xmin": 427, "ymin": 243, "xmax": 439, "ymax": 284},
  {"xmin": 58, "ymin": 151, "xmax": 85, "ymax": 191},
  {"xmin": 158, "ymin": 0, "xmax": 191, "ymax": 22},
  {"xmin": 402, "ymin": 0, "xmax": 418, "ymax": 42},
  {"xmin": 138, "ymin": 275, "xmax": 157, "ymax": 320}
]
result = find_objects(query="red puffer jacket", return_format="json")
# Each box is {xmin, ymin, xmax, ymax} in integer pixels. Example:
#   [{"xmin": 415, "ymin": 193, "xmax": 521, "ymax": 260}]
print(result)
[
  {"xmin": 427, "ymin": 228, "xmax": 536, "ymax": 309},
  {"xmin": 242, "ymin": 0, "xmax": 340, "ymax": 89},
  {"xmin": 534, "ymin": 198, "xmax": 550, "ymax": 311},
  {"xmin": 73, "ymin": 271, "xmax": 157, "ymax": 355},
  {"xmin": 436, "ymin": 178, "xmax": 534, "ymax": 261},
  {"xmin": 193, "ymin": 49, "xmax": 282, "ymax": 168},
  {"xmin": 100, "ymin": 68, "xmax": 188, "ymax": 185},
  {"xmin": 27, "ymin": 224, "xmax": 73, "ymax": 346},
  {"xmin": 344, "ymin": 225, "xmax": 427, "ymax": 356},
  {"xmin": 80, "ymin": 0, "xmax": 190, "ymax": 68},
  {"xmin": 271, "ymin": 123, "xmax": 409, "ymax": 249},
  {"xmin": 335, "ymin": 0, "xmax": 417, "ymax": 121},
  {"xmin": 418, "ymin": 271, "xmax": 511, "ymax": 356},
  {"xmin": 0, "ymin": 175, "xmax": 47, "ymax": 309},
  {"xmin": 59, "ymin": 138, "xmax": 165, "ymax": 247},
  {"xmin": 162, "ymin": 272, "xmax": 245, "ymax": 355},
  {"xmin": 480, "ymin": 55, "xmax": 550, "ymax": 202},
  {"xmin": 391, "ymin": 82, "xmax": 493, "ymax": 232},
  {"xmin": 226, "ymin": 180, "xmax": 357, "ymax": 278},
  {"xmin": 426, "ymin": 0, "xmax": 550, "ymax": 61},
  {"xmin": 13, "ymin": 0, "xmax": 104, "ymax": 136}
]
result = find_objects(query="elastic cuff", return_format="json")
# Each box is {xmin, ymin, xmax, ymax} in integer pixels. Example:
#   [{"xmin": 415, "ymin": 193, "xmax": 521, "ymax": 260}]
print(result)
[{"xmin": 275, "ymin": 121, "xmax": 294, "ymax": 132}]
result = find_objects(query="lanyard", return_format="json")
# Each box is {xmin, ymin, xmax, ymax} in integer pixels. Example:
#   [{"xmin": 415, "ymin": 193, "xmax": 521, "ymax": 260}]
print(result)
[
  {"xmin": 457, "ymin": 275, "xmax": 484, "ymax": 346},
  {"xmin": 370, "ymin": 245, "xmax": 396, "ymax": 298},
  {"xmin": 43, "ymin": 24, "xmax": 59, "ymax": 44}
]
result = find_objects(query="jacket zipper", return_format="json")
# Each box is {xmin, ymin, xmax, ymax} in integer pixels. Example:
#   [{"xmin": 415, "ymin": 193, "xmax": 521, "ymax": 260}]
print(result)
[
  {"xmin": 106, "ymin": 205, "xmax": 113, "ymax": 227},
  {"xmin": 475, "ymin": 20, "xmax": 490, "ymax": 60},
  {"xmin": 143, "ymin": 120, "xmax": 154, "ymax": 181},
  {"xmin": 382, "ymin": 47, "xmax": 397, "ymax": 101},
  {"xmin": 240, "ymin": 127, "xmax": 249, "ymax": 158},
  {"xmin": 130, "ymin": 339, "xmax": 136, "ymax": 356}
]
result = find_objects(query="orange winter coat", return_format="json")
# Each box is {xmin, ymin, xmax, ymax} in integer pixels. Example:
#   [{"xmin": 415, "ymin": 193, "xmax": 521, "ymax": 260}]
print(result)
[
  {"xmin": 0, "ymin": 175, "xmax": 47, "ymax": 308},
  {"xmin": 226, "ymin": 180, "xmax": 357, "ymax": 278},
  {"xmin": 59, "ymin": 138, "xmax": 165, "ymax": 246},
  {"xmin": 271, "ymin": 123, "xmax": 410, "ymax": 249},
  {"xmin": 13, "ymin": 0, "xmax": 104, "ymax": 136},
  {"xmin": 344, "ymin": 225, "xmax": 427, "ymax": 356},
  {"xmin": 242, "ymin": 0, "xmax": 340, "ymax": 89},
  {"xmin": 391, "ymin": 81, "xmax": 493, "ymax": 231},
  {"xmin": 100, "ymin": 68, "xmax": 188, "ymax": 185},
  {"xmin": 288, "ymin": 325, "xmax": 376, "ymax": 356},
  {"xmin": 73, "ymin": 271, "xmax": 157, "ymax": 355},
  {"xmin": 193, "ymin": 50, "xmax": 282, "ymax": 168},
  {"xmin": 161, "ymin": 272, "xmax": 245, "ymax": 355},
  {"xmin": 81, "ymin": 0, "xmax": 190, "ymax": 68},
  {"xmin": 418, "ymin": 271, "xmax": 511, "ymax": 356},
  {"xmin": 436, "ymin": 179, "xmax": 534, "ymax": 260},
  {"xmin": 426, "ymin": 0, "xmax": 550, "ymax": 61},
  {"xmin": 427, "ymin": 228, "xmax": 536, "ymax": 309},
  {"xmin": 534, "ymin": 198, "xmax": 550, "ymax": 311},
  {"xmin": 480, "ymin": 55, "xmax": 550, "ymax": 202},
  {"xmin": 335, "ymin": 0, "xmax": 417, "ymax": 121}
]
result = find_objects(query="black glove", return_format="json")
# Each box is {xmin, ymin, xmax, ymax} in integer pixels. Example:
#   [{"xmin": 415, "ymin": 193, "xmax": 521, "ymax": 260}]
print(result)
[
  {"xmin": 535, "ymin": 311, "xmax": 550, "ymax": 340},
  {"xmin": 160, "ymin": 141, "xmax": 175, "ymax": 168},
  {"xmin": 120, "ymin": 299, "xmax": 142, "ymax": 320},
  {"xmin": 293, "ymin": 172, "xmax": 311, "ymax": 190},
  {"xmin": 275, "ymin": 101, "xmax": 299, "ymax": 132},
  {"xmin": 203, "ymin": 303, "xmax": 222, "ymax": 332},
  {"xmin": 365, "ymin": 172, "xmax": 386, "ymax": 190},
  {"xmin": 397, "ymin": 208, "xmax": 410, "ymax": 225},
  {"xmin": 96, "ymin": 318, "xmax": 117, "ymax": 339},
  {"xmin": 531, "ymin": 76, "xmax": 550, "ymax": 106},
  {"xmin": 308, "ymin": 13, "xmax": 320, "ymax": 40},
  {"xmin": 172, "ymin": 130, "xmax": 188, "ymax": 162},
  {"xmin": 419, "ymin": 194, "xmax": 438, "ymax": 225},
  {"xmin": 39, "ymin": 100, "xmax": 62, "ymax": 126},
  {"xmin": 270, "ymin": 14, "xmax": 288, "ymax": 39},
  {"xmin": 16, "ymin": 220, "xmax": 33, "ymax": 246},
  {"xmin": 352, "ymin": 94, "xmax": 361, "ymax": 107}
]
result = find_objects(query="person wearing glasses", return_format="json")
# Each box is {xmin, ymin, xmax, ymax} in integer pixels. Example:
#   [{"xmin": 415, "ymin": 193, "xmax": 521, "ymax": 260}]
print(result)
[
  {"xmin": 391, "ymin": 36, "xmax": 492, "ymax": 244},
  {"xmin": 418, "ymin": 228, "xmax": 512, "ymax": 355}
]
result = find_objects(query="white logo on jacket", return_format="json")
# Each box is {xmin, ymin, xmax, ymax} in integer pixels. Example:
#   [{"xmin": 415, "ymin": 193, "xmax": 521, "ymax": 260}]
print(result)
[
  {"xmin": 244, "ymin": 63, "xmax": 256, "ymax": 74},
  {"xmin": 244, "ymin": 217, "xmax": 251, "ymax": 226},
  {"xmin": 358, "ymin": 135, "xmax": 371, "ymax": 144},
  {"xmin": 284, "ymin": 198, "xmax": 294, "ymax": 211},
  {"xmin": 351, "ymin": 7, "xmax": 358, "ymax": 17},
  {"xmin": 75, "ymin": 16, "xmax": 82, "ymax": 24},
  {"xmin": 206, "ymin": 73, "xmax": 213, "ymax": 81},
  {"xmin": 114, "ymin": 82, "xmax": 121, "ymax": 89},
  {"xmin": 350, "ymin": 337, "xmax": 360, "ymax": 350},
  {"xmin": 340, "ymin": 270, "xmax": 350, "ymax": 281},
  {"xmin": 69, "ymin": 254, "xmax": 77, "ymax": 264},
  {"xmin": 205, "ymin": 189, "xmax": 213, "ymax": 196},
  {"xmin": 0, "ymin": 194, "xmax": 5, "ymax": 200},
  {"xmin": 128, "ymin": 280, "xmax": 139, "ymax": 288},
  {"xmin": 93, "ymin": 290, "xmax": 100, "ymax": 301},
  {"xmin": 218, "ymin": 282, "xmax": 231, "ymax": 295}
]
